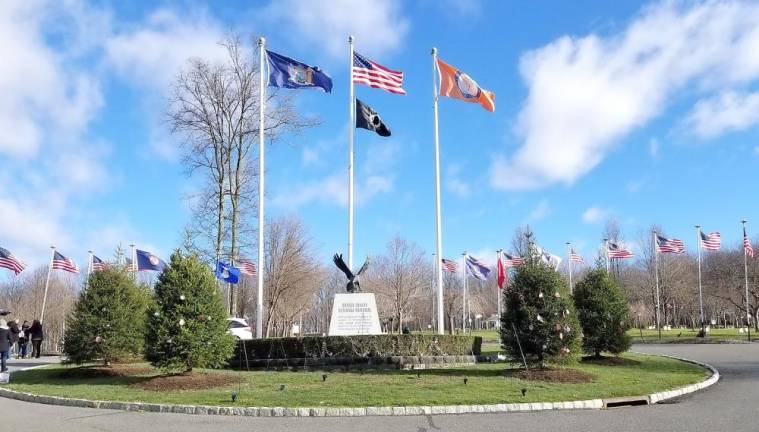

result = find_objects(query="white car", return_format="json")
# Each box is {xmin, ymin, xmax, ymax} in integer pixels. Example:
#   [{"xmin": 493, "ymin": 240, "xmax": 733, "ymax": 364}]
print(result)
[{"xmin": 227, "ymin": 318, "xmax": 253, "ymax": 340}]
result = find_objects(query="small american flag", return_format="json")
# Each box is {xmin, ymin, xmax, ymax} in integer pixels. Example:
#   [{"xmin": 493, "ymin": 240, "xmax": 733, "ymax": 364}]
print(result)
[
  {"xmin": 570, "ymin": 250, "xmax": 584, "ymax": 263},
  {"xmin": 608, "ymin": 242, "xmax": 634, "ymax": 259},
  {"xmin": 0, "ymin": 247, "xmax": 25, "ymax": 275},
  {"xmin": 124, "ymin": 257, "xmax": 136, "ymax": 272},
  {"xmin": 502, "ymin": 252, "xmax": 525, "ymax": 267},
  {"xmin": 238, "ymin": 259, "xmax": 257, "ymax": 276},
  {"xmin": 352, "ymin": 52, "xmax": 406, "ymax": 95},
  {"xmin": 656, "ymin": 235, "xmax": 685, "ymax": 254},
  {"xmin": 744, "ymin": 227, "xmax": 754, "ymax": 258},
  {"xmin": 91, "ymin": 255, "xmax": 107, "ymax": 272},
  {"xmin": 52, "ymin": 251, "xmax": 79, "ymax": 274},
  {"xmin": 441, "ymin": 258, "xmax": 458, "ymax": 273},
  {"xmin": 699, "ymin": 231, "xmax": 721, "ymax": 251}
]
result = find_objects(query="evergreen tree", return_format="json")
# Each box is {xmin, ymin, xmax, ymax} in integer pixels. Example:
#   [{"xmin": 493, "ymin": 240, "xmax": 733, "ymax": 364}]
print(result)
[
  {"xmin": 573, "ymin": 269, "xmax": 631, "ymax": 357},
  {"xmin": 63, "ymin": 267, "xmax": 150, "ymax": 365},
  {"xmin": 145, "ymin": 250, "xmax": 235, "ymax": 372},
  {"xmin": 500, "ymin": 256, "xmax": 581, "ymax": 367}
]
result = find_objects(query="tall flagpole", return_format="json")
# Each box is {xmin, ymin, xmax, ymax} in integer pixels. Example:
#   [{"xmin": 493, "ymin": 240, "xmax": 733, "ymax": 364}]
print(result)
[
  {"xmin": 432, "ymin": 47, "xmax": 444, "ymax": 335},
  {"xmin": 40, "ymin": 246, "xmax": 55, "ymax": 323},
  {"xmin": 653, "ymin": 231, "xmax": 661, "ymax": 341},
  {"xmin": 604, "ymin": 237, "xmax": 609, "ymax": 273},
  {"xmin": 87, "ymin": 250, "xmax": 93, "ymax": 285},
  {"xmin": 742, "ymin": 219, "xmax": 751, "ymax": 342},
  {"xmin": 695, "ymin": 225, "xmax": 704, "ymax": 334},
  {"xmin": 256, "ymin": 37, "xmax": 266, "ymax": 339},
  {"xmin": 462, "ymin": 252, "xmax": 467, "ymax": 332},
  {"xmin": 496, "ymin": 250, "xmax": 502, "ymax": 325},
  {"xmin": 566, "ymin": 242, "xmax": 573, "ymax": 294},
  {"xmin": 431, "ymin": 253, "xmax": 436, "ymax": 330},
  {"xmin": 348, "ymin": 35, "xmax": 355, "ymax": 271}
]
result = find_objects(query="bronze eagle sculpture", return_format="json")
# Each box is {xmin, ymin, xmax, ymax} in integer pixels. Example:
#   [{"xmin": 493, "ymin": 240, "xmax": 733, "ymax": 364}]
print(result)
[{"xmin": 333, "ymin": 253, "xmax": 369, "ymax": 293}]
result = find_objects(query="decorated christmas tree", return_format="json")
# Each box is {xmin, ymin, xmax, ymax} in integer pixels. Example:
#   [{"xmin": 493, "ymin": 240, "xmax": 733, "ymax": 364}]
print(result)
[
  {"xmin": 573, "ymin": 268, "xmax": 631, "ymax": 357},
  {"xmin": 144, "ymin": 251, "xmax": 235, "ymax": 372},
  {"xmin": 63, "ymin": 267, "xmax": 150, "ymax": 365},
  {"xmin": 500, "ymin": 249, "xmax": 581, "ymax": 367}
]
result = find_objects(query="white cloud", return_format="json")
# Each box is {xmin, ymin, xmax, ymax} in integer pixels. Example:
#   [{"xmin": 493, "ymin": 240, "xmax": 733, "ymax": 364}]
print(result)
[
  {"xmin": 491, "ymin": 1, "xmax": 759, "ymax": 190},
  {"xmin": 582, "ymin": 206, "xmax": 609, "ymax": 224},
  {"xmin": 684, "ymin": 90, "xmax": 759, "ymax": 138},
  {"xmin": 527, "ymin": 199, "xmax": 550, "ymax": 221},
  {"xmin": 446, "ymin": 164, "xmax": 471, "ymax": 198},
  {"xmin": 265, "ymin": 0, "xmax": 409, "ymax": 58},
  {"xmin": 104, "ymin": 9, "xmax": 227, "ymax": 89}
]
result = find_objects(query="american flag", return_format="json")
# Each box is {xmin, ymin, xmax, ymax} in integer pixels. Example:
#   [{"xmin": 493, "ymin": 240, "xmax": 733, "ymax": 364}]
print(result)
[
  {"xmin": 124, "ymin": 257, "xmax": 136, "ymax": 272},
  {"xmin": 699, "ymin": 231, "xmax": 721, "ymax": 251},
  {"xmin": 441, "ymin": 258, "xmax": 458, "ymax": 273},
  {"xmin": 238, "ymin": 259, "xmax": 257, "ymax": 276},
  {"xmin": 570, "ymin": 250, "xmax": 584, "ymax": 263},
  {"xmin": 744, "ymin": 227, "xmax": 754, "ymax": 258},
  {"xmin": 656, "ymin": 235, "xmax": 685, "ymax": 254},
  {"xmin": 502, "ymin": 252, "xmax": 525, "ymax": 267},
  {"xmin": 52, "ymin": 251, "xmax": 79, "ymax": 273},
  {"xmin": 91, "ymin": 255, "xmax": 106, "ymax": 272},
  {"xmin": 352, "ymin": 52, "xmax": 406, "ymax": 95},
  {"xmin": 0, "ymin": 247, "xmax": 25, "ymax": 275},
  {"xmin": 608, "ymin": 242, "xmax": 634, "ymax": 259}
]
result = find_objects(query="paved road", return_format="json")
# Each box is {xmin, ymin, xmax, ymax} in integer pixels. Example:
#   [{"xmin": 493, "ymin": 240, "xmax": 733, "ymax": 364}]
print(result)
[{"xmin": 0, "ymin": 344, "xmax": 756, "ymax": 432}]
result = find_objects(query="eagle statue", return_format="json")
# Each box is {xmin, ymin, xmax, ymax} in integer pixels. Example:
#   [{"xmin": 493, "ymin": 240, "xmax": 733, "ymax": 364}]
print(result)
[{"xmin": 333, "ymin": 253, "xmax": 369, "ymax": 293}]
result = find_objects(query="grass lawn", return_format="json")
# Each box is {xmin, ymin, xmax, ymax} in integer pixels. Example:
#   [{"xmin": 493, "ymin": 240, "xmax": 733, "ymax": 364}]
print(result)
[
  {"xmin": 626, "ymin": 327, "xmax": 752, "ymax": 342},
  {"xmin": 5, "ymin": 353, "xmax": 709, "ymax": 408}
]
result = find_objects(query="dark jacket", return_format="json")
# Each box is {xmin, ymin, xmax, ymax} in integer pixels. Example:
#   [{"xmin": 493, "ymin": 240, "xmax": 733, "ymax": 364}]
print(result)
[
  {"xmin": 0, "ymin": 328, "xmax": 11, "ymax": 353},
  {"xmin": 29, "ymin": 321, "xmax": 43, "ymax": 341},
  {"xmin": 8, "ymin": 321, "xmax": 19, "ymax": 343},
  {"xmin": 19, "ymin": 323, "xmax": 29, "ymax": 343}
]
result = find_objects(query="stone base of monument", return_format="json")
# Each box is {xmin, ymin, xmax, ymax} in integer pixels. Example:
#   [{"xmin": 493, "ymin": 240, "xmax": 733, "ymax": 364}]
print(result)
[{"xmin": 328, "ymin": 293, "xmax": 382, "ymax": 336}]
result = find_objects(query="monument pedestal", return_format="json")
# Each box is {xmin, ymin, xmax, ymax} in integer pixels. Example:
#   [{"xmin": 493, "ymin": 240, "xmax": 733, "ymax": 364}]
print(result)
[{"xmin": 328, "ymin": 293, "xmax": 383, "ymax": 336}]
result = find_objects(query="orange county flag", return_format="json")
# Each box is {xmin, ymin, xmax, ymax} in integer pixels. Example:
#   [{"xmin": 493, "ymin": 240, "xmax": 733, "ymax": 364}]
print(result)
[{"xmin": 437, "ymin": 58, "xmax": 495, "ymax": 112}]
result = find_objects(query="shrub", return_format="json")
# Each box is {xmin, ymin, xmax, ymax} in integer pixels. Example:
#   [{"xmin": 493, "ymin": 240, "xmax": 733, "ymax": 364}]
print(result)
[
  {"xmin": 500, "ymin": 260, "xmax": 581, "ymax": 366},
  {"xmin": 236, "ymin": 334, "xmax": 481, "ymax": 360},
  {"xmin": 573, "ymin": 269, "xmax": 631, "ymax": 357},
  {"xmin": 63, "ymin": 267, "xmax": 150, "ymax": 365},
  {"xmin": 144, "ymin": 251, "xmax": 235, "ymax": 372}
]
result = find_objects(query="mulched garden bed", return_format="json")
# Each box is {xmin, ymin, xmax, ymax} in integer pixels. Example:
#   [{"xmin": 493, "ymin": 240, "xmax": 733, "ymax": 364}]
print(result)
[
  {"xmin": 504, "ymin": 368, "xmax": 596, "ymax": 383},
  {"xmin": 130, "ymin": 372, "xmax": 239, "ymax": 391},
  {"xmin": 581, "ymin": 356, "xmax": 641, "ymax": 366}
]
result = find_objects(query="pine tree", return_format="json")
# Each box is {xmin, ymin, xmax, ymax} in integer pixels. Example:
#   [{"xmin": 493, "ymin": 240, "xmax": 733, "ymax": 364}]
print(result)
[
  {"xmin": 573, "ymin": 269, "xmax": 631, "ymax": 357},
  {"xmin": 500, "ymin": 256, "xmax": 581, "ymax": 367},
  {"xmin": 144, "ymin": 250, "xmax": 235, "ymax": 372},
  {"xmin": 63, "ymin": 267, "xmax": 150, "ymax": 365}
]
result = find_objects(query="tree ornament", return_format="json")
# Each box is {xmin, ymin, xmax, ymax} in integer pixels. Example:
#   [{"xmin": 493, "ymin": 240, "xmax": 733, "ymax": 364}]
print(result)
[
  {"xmin": 536, "ymin": 314, "xmax": 544, "ymax": 322},
  {"xmin": 179, "ymin": 318, "xmax": 185, "ymax": 326},
  {"xmin": 179, "ymin": 294, "xmax": 186, "ymax": 301}
]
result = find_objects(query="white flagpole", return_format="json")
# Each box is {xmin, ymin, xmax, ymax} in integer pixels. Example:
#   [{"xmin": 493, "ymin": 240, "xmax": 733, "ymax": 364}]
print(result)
[
  {"xmin": 431, "ymin": 253, "xmax": 436, "ymax": 330},
  {"xmin": 496, "ymin": 250, "xmax": 502, "ymax": 326},
  {"xmin": 462, "ymin": 252, "xmax": 467, "ymax": 332},
  {"xmin": 40, "ymin": 246, "xmax": 55, "ymax": 323},
  {"xmin": 742, "ymin": 220, "xmax": 751, "ymax": 342},
  {"xmin": 653, "ymin": 231, "xmax": 661, "ymax": 340},
  {"xmin": 566, "ymin": 242, "xmax": 573, "ymax": 294},
  {"xmin": 87, "ymin": 250, "xmax": 93, "ymax": 284},
  {"xmin": 604, "ymin": 238, "xmax": 610, "ymax": 273},
  {"xmin": 432, "ymin": 47, "xmax": 444, "ymax": 335},
  {"xmin": 130, "ymin": 243, "xmax": 136, "ymax": 272},
  {"xmin": 348, "ymin": 35, "xmax": 355, "ymax": 271},
  {"xmin": 695, "ymin": 225, "xmax": 704, "ymax": 333},
  {"xmin": 256, "ymin": 37, "xmax": 266, "ymax": 339}
]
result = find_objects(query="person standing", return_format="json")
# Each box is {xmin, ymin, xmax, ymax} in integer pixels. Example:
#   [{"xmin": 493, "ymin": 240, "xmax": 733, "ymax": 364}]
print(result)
[
  {"xmin": 18, "ymin": 320, "xmax": 29, "ymax": 359},
  {"xmin": 0, "ymin": 320, "xmax": 11, "ymax": 372},
  {"xmin": 7, "ymin": 320, "xmax": 19, "ymax": 359},
  {"xmin": 29, "ymin": 320, "xmax": 43, "ymax": 359}
]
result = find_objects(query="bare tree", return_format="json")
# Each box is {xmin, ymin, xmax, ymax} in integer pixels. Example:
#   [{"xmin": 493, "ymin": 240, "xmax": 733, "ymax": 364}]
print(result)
[
  {"xmin": 366, "ymin": 236, "xmax": 428, "ymax": 333},
  {"xmin": 262, "ymin": 216, "xmax": 321, "ymax": 337},
  {"xmin": 168, "ymin": 36, "xmax": 316, "ymax": 314}
]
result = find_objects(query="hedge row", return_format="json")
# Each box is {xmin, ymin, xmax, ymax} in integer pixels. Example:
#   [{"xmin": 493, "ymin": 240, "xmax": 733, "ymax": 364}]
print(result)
[{"xmin": 234, "ymin": 334, "xmax": 482, "ymax": 360}]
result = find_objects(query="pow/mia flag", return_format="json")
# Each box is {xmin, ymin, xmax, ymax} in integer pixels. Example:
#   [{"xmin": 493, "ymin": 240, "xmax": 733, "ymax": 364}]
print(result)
[{"xmin": 355, "ymin": 98, "xmax": 391, "ymax": 137}]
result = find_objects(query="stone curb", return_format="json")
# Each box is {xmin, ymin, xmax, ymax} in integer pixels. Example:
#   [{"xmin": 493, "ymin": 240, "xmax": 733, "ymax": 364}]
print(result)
[{"xmin": 0, "ymin": 354, "xmax": 718, "ymax": 417}]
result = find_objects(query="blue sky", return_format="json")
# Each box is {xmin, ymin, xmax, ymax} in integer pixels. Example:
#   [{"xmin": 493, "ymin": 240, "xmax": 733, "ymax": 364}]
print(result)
[{"xmin": 2, "ymin": 0, "xmax": 759, "ymax": 275}]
